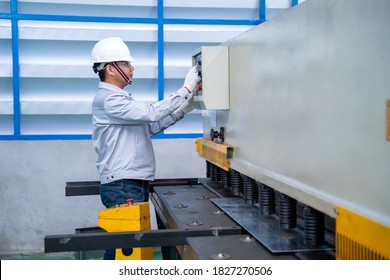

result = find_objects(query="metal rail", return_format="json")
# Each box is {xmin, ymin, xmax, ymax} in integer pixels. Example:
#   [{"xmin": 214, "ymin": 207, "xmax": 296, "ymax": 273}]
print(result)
[{"xmin": 44, "ymin": 227, "xmax": 241, "ymax": 253}]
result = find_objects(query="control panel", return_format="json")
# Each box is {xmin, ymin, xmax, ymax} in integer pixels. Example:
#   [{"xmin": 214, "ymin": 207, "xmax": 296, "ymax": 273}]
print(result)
[{"xmin": 192, "ymin": 46, "xmax": 230, "ymax": 110}]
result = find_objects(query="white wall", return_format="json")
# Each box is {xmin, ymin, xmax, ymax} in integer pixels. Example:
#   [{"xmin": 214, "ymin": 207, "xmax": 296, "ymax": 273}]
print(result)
[{"xmin": 0, "ymin": 139, "xmax": 205, "ymax": 254}]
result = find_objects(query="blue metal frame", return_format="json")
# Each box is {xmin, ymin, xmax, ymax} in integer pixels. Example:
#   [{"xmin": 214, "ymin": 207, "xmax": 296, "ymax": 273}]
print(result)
[
  {"xmin": 0, "ymin": 0, "xmax": 267, "ymax": 141},
  {"xmin": 157, "ymin": 0, "xmax": 165, "ymax": 103},
  {"xmin": 10, "ymin": 0, "xmax": 21, "ymax": 137}
]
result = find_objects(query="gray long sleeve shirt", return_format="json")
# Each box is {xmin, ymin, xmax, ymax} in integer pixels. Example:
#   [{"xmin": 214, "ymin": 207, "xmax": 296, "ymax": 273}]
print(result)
[{"xmin": 92, "ymin": 82, "xmax": 189, "ymax": 184}]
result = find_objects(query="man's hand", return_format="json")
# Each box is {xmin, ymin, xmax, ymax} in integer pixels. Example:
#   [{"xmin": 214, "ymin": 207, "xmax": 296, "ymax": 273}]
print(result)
[{"xmin": 183, "ymin": 66, "xmax": 201, "ymax": 92}]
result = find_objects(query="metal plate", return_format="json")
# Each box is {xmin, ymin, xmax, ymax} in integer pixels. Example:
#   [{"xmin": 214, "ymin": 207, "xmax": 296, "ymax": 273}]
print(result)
[
  {"xmin": 151, "ymin": 185, "xmax": 242, "ymax": 260},
  {"xmin": 211, "ymin": 197, "xmax": 334, "ymax": 253},
  {"xmin": 152, "ymin": 186, "xmax": 240, "ymax": 230},
  {"xmin": 185, "ymin": 235, "xmax": 297, "ymax": 260}
]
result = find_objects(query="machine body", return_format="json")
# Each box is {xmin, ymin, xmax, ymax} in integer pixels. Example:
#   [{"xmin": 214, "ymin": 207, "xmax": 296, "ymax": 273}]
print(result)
[{"xmin": 193, "ymin": 0, "xmax": 390, "ymax": 259}]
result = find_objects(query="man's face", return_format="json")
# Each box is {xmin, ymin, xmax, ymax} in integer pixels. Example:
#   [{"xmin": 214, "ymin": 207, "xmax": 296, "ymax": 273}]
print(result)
[
  {"xmin": 114, "ymin": 61, "xmax": 134, "ymax": 87},
  {"xmin": 106, "ymin": 61, "xmax": 134, "ymax": 88}
]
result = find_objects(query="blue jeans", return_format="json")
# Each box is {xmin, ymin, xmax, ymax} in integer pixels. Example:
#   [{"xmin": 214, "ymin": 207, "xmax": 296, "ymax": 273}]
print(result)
[{"xmin": 99, "ymin": 179, "xmax": 149, "ymax": 260}]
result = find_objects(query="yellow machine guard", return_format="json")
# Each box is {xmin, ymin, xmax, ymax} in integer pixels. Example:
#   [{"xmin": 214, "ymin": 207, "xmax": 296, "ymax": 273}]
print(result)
[
  {"xmin": 98, "ymin": 201, "xmax": 153, "ymax": 260},
  {"xmin": 336, "ymin": 206, "xmax": 390, "ymax": 260}
]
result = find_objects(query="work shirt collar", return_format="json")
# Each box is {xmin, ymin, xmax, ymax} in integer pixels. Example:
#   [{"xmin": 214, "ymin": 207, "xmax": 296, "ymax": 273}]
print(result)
[{"xmin": 98, "ymin": 82, "xmax": 132, "ymax": 97}]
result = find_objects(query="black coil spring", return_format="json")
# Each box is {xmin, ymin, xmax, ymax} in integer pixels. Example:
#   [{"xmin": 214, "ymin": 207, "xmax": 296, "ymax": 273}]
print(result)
[
  {"xmin": 230, "ymin": 169, "xmax": 243, "ymax": 196},
  {"xmin": 210, "ymin": 163, "xmax": 220, "ymax": 182},
  {"xmin": 277, "ymin": 192, "xmax": 296, "ymax": 229},
  {"xmin": 257, "ymin": 183, "xmax": 275, "ymax": 215},
  {"xmin": 206, "ymin": 161, "xmax": 211, "ymax": 178},
  {"xmin": 303, "ymin": 206, "xmax": 325, "ymax": 247},
  {"xmin": 242, "ymin": 175, "xmax": 257, "ymax": 204},
  {"xmin": 220, "ymin": 169, "xmax": 231, "ymax": 189}
]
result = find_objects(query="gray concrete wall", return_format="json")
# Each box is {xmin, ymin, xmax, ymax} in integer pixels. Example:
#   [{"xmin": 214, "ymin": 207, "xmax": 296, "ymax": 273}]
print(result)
[{"xmin": 0, "ymin": 139, "xmax": 205, "ymax": 254}]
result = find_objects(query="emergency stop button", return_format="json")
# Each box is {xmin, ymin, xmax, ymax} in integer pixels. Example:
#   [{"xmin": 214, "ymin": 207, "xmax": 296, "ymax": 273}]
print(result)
[{"xmin": 126, "ymin": 199, "xmax": 133, "ymax": 205}]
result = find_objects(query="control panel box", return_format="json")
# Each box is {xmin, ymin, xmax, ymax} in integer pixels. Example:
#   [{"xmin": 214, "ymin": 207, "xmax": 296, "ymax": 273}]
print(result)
[{"xmin": 192, "ymin": 46, "xmax": 229, "ymax": 110}]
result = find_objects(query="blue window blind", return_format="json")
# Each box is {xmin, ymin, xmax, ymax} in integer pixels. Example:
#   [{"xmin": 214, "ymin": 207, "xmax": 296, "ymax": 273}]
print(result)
[{"xmin": 0, "ymin": 0, "xmax": 301, "ymax": 140}]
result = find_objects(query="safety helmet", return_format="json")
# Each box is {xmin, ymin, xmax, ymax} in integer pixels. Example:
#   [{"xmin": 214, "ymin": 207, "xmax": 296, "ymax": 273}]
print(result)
[{"xmin": 91, "ymin": 37, "xmax": 134, "ymax": 64}]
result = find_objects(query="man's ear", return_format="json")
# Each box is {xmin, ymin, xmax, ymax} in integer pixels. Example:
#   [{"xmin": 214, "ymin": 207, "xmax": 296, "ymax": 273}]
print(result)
[{"xmin": 105, "ymin": 64, "xmax": 115, "ymax": 76}]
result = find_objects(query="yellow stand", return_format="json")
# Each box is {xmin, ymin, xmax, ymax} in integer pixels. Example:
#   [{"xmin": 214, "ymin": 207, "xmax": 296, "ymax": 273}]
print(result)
[{"xmin": 98, "ymin": 201, "xmax": 153, "ymax": 260}]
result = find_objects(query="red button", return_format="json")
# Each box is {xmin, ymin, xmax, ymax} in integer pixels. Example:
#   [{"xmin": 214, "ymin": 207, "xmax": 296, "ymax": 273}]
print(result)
[{"xmin": 126, "ymin": 199, "xmax": 133, "ymax": 205}]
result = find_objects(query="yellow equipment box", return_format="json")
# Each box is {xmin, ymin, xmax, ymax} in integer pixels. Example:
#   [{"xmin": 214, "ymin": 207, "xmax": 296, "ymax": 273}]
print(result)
[{"xmin": 98, "ymin": 201, "xmax": 153, "ymax": 260}]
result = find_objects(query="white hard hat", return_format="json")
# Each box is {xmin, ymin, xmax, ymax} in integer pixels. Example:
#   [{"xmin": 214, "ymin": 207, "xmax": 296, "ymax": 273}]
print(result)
[{"xmin": 91, "ymin": 37, "xmax": 134, "ymax": 63}]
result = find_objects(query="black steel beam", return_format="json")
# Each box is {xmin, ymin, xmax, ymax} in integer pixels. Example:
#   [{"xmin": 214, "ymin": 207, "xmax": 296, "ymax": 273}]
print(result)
[
  {"xmin": 45, "ymin": 227, "xmax": 241, "ymax": 253},
  {"xmin": 65, "ymin": 181, "xmax": 100, "ymax": 196},
  {"xmin": 65, "ymin": 178, "xmax": 201, "ymax": 197}
]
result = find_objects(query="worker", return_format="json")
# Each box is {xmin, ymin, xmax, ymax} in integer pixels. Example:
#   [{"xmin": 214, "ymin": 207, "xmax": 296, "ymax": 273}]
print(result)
[{"xmin": 90, "ymin": 37, "xmax": 200, "ymax": 260}]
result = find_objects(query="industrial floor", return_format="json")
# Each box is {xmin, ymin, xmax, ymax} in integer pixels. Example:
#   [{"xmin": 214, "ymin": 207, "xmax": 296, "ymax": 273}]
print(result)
[{"xmin": 0, "ymin": 249, "xmax": 163, "ymax": 260}]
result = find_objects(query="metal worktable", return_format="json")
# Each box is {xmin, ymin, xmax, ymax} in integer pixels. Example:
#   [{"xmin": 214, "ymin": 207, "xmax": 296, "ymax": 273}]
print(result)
[
  {"xmin": 151, "ymin": 179, "xmax": 299, "ymax": 260},
  {"xmin": 45, "ymin": 178, "xmax": 334, "ymax": 260}
]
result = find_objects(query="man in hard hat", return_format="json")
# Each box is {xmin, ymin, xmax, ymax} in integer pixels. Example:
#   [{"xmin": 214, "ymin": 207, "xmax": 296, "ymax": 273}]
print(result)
[{"xmin": 91, "ymin": 37, "xmax": 200, "ymax": 260}]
